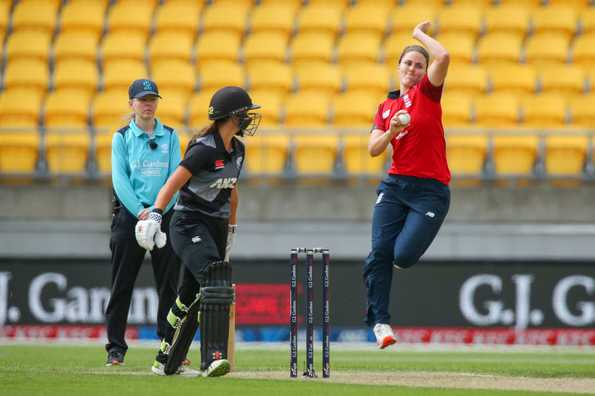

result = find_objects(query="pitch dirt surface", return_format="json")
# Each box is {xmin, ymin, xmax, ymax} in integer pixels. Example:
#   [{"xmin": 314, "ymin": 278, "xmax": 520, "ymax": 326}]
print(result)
[{"xmin": 231, "ymin": 370, "xmax": 595, "ymax": 394}]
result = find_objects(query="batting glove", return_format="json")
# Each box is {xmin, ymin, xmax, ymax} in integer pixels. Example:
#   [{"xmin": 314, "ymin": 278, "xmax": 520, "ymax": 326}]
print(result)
[
  {"xmin": 135, "ymin": 210, "xmax": 167, "ymax": 251},
  {"xmin": 224, "ymin": 224, "xmax": 236, "ymax": 262}
]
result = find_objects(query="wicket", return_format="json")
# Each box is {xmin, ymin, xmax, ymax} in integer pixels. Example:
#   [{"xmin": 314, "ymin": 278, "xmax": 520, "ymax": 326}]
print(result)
[{"xmin": 290, "ymin": 248, "xmax": 330, "ymax": 378}]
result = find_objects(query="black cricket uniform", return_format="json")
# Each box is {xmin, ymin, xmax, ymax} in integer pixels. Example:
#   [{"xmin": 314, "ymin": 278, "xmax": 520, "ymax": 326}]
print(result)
[{"xmin": 169, "ymin": 131, "xmax": 245, "ymax": 300}]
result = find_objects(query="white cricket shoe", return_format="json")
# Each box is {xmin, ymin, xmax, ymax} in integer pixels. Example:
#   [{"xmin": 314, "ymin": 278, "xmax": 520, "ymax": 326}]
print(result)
[
  {"xmin": 151, "ymin": 361, "xmax": 200, "ymax": 377},
  {"xmin": 202, "ymin": 359, "xmax": 230, "ymax": 377},
  {"xmin": 373, "ymin": 323, "xmax": 397, "ymax": 349}
]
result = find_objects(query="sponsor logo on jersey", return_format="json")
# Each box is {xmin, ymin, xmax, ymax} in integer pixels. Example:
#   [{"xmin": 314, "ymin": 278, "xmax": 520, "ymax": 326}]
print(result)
[
  {"xmin": 215, "ymin": 159, "xmax": 225, "ymax": 170},
  {"xmin": 382, "ymin": 109, "xmax": 391, "ymax": 119},
  {"xmin": 403, "ymin": 94, "xmax": 412, "ymax": 108},
  {"xmin": 395, "ymin": 131, "xmax": 408, "ymax": 140},
  {"xmin": 209, "ymin": 177, "xmax": 238, "ymax": 189}
]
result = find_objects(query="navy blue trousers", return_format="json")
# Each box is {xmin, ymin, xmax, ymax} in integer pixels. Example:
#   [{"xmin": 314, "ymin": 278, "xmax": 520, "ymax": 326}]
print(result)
[{"xmin": 363, "ymin": 174, "xmax": 450, "ymax": 326}]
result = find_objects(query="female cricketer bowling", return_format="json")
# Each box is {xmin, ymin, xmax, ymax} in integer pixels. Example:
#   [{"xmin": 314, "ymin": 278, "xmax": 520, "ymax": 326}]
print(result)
[{"xmin": 364, "ymin": 21, "xmax": 451, "ymax": 349}]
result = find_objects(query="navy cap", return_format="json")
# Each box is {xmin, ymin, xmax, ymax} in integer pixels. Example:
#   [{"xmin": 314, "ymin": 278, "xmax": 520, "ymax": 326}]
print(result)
[{"xmin": 128, "ymin": 79, "xmax": 161, "ymax": 99}]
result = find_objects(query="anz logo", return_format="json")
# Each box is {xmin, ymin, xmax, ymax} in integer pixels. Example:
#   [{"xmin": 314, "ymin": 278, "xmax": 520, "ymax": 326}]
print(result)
[{"xmin": 209, "ymin": 177, "xmax": 237, "ymax": 189}]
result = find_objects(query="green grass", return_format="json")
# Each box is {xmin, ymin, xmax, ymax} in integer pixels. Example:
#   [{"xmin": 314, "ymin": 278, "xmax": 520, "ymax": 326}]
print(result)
[{"xmin": 0, "ymin": 344, "xmax": 594, "ymax": 396}]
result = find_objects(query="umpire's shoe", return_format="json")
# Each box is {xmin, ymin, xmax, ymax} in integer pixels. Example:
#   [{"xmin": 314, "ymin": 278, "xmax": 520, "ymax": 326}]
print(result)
[
  {"xmin": 105, "ymin": 350, "xmax": 125, "ymax": 366},
  {"xmin": 203, "ymin": 359, "xmax": 230, "ymax": 377}
]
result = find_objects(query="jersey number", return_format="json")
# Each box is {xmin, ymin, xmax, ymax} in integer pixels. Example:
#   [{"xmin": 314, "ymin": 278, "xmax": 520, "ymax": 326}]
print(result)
[{"xmin": 209, "ymin": 177, "xmax": 237, "ymax": 189}]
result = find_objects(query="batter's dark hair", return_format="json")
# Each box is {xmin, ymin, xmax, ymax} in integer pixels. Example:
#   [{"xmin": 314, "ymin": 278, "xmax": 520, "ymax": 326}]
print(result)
[
  {"xmin": 398, "ymin": 45, "xmax": 430, "ymax": 70},
  {"xmin": 189, "ymin": 119, "xmax": 226, "ymax": 141}
]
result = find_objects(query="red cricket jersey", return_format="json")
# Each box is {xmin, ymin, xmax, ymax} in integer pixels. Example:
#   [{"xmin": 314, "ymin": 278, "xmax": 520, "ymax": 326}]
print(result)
[{"xmin": 373, "ymin": 74, "xmax": 451, "ymax": 185}]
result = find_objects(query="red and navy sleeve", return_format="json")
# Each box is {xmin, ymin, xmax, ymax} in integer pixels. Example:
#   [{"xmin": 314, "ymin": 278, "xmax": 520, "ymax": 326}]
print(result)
[
  {"xmin": 371, "ymin": 102, "xmax": 386, "ymax": 132},
  {"xmin": 419, "ymin": 74, "xmax": 443, "ymax": 102}
]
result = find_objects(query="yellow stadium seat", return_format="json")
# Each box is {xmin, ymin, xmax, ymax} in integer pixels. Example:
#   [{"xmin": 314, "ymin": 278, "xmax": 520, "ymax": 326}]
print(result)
[
  {"xmin": 149, "ymin": 31, "xmax": 194, "ymax": 64},
  {"xmin": 522, "ymin": 94, "xmax": 568, "ymax": 128},
  {"xmin": 247, "ymin": 61, "xmax": 293, "ymax": 98},
  {"xmin": 570, "ymin": 94, "xmax": 595, "ymax": 128},
  {"xmin": 292, "ymin": 135, "xmax": 338, "ymax": 175},
  {"xmin": 154, "ymin": 1, "xmax": 201, "ymax": 40},
  {"xmin": 195, "ymin": 31, "xmax": 241, "ymax": 63},
  {"xmin": 383, "ymin": 32, "xmax": 419, "ymax": 63},
  {"xmin": 296, "ymin": 5, "xmax": 343, "ymax": 37},
  {"xmin": 45, "ymin": 133, "xmax": 91, "ymax": 174},
  {"xmin": 307, "ymin": 0, "xmax": 350, "ymax": 7},
  {"xmin": 44, "ymin": 89, "xmax": 90, "ymax": 131},
  {"xmin": 484, "ymin": 6, "xmax": 529, "ymax": 39},
  {"xmin": 333, "ymin": 92, "xmax": 377, "ymax": 128},
  {"xmin": 0, "ymin": 1, "xmax": 9, "ymax": 33},
  {"xmin": 548, "ymin": 0, "xmax": 590, "ymax": 7},
  {"xmin": 572, "ymin": 33, "xmax": 595, "ymax": 67},
  {"xmin": 101, "ymin": 31, "xmax": 147, "ymax": 64},
  {"xmin": 524, "ymin": 33, "xmax": 570, "ymax": 66},
  {"xmin": 582, "ymin": 8, "xmax": 595, "ymax": 36},
  {"xmin": 53, "ymin": 59, "xmax": 98, "ymax": 98},
  {"xmin": 103, "ymin": 59, "xmax": 148, "ymax": 92},
  {"xmin": 476, "ymin": 33, "xmax": 523, "ymax": 65},
  {"xmin": 344, "ymin": 4, "xmax": 391, "ymax": 39},
  {"xmin": 0, "ymin": 132, "xmax": 40, "ymax": 174},
  {"xmin": 487, "ymin": 64, "xmax": 537, "ymax": 96},
  {"xmin": 11, "ymin": 0, "xmax": 58, "ymax": 34},
  {"xmin": 260, "ymin": 0, "xmax": 302, "ymax": 7},
  {"xmin": 243, "ymin": 134, "xmax": 290, "ymax": 175},
  {"xmin": 95, "ymin": 133, "xmax": 113, "ymax": 174},
  {"xmin": 0, "ymin": 88, "xmax": 42, "ymax": 128},
  {"xmin": 437, "ymin": 33, "xmax": 475, "ymax": 64},
  {"xmin": 107, "ymin": 1, "xmax": 154, "ymax": 36},
  {"xmin": 198, "ymin": 62, "xmax": 245, "ymax": 92},
  {"xmin": 247, "ymin": 91, "xmax": 283, "ymax": 128},
  {"xmin": 342, "ymin": 134, "xmax": 387, "ymax": 176},
  {"xmin": 290, "ymin": 32, "xmax": 334, "ymax": 65},
  {"xmin": 539, "ymin": 65, "xmax": 586, "ymax": 99},
  {"xmin": 53, "ymin": 31, "xmax": 99, "ymax": 65},
  {"xmin": 157, "ymin": 95, "xmax": 187, "ymax": 132},
  {"xmin": 337, "ymin": 32, "xmax": 382, "ymax": 65},
  {"xmin": 5, "ymin": 30, "xmax": 51, "ymax": 63},
  {"xmin": 445, "ymin": 64, "xmax": 488, "ymax": 97},
  {"xmin": 343, "ymin": 63, "xmax": 390, "ymax": 98},
  {"xmin": 442, "ymin": 93, "xmax": 473, "ymax": 127},
  {"xmin": 474, "ymin": 94, "xmax": 520, "ymax": 127},
  {"xmin": 437, "ymin": 5, "xmax": 482, "ymax": 40},
  {"xmin": 389, "ymin": 6, "xmax": 439, "ymax": 36},
  {"xmin": 498, "ymin": 0, "xmax": 541, "ymax": 9},
  {"xmin": 285, "ymin": 93, "xmax": 330, "ymax": 127},
  {"xmin": 201, "ymin": 3, "xmax": 249, "ymax": 38},
  {"xmin": 357, "ymin": 0, "xmax": 397, "ymax": 6},
  {"xmin": 188, "ymin": 91, "xmax": 216, "ymax": 129},
  {"xmin": 446, "ymin": 134, "xmax": 488, "ymax": 176},
  {"xmin": 545, "ymin": 134, "xmax": 588, "ymax": 177},
  {"xmin": 92, "ymin": 89, "xmax": 131, "ymax": 133},
  {"xmin": 60, "ymin": 0, "xmax": 106, "ymax": 37},
  {"xmin": 449, "ymin": 0, "xmax": 492, "ymax": 8},
  {"xmin": 295, "ymin": 63, "xmax": 341, "ymax": 96},
  {"xmin": 249, "ymin": 4, "xmax": 296, "ymax": 38},
  {"xmin": 151, "ymin": 61, "xmax": 196, "ymax": 101},
  {"xmin": 492, "ymin": 134, "xmax": 539, "ymax": 176},
  {"xmin": 3, "ymin": 59, "xmax": 48, "ymax": 94},
  {"xmin": 243, "ymin": 32, "xmax": 288, "ymax": 65},
  {"xmin": 531, "ymin": 6, "xmax": 578, "ymax": 39}
]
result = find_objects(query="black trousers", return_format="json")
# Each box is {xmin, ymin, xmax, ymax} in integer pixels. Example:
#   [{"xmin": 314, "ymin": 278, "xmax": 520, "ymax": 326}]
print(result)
[{"xmin": 105, "ymin": 208, "xmax": 180, "ymax": 353}]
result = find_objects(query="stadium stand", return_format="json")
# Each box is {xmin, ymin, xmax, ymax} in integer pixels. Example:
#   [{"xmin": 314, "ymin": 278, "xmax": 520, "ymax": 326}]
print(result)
[{"xmin": 0, "ymin": 0, "xmax": 593, "ymax": 181}]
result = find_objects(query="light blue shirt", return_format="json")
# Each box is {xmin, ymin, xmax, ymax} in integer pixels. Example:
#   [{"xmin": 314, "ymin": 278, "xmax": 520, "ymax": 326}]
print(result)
[{"xmin": 111, "ymin": 118, "xmax": 181, "ymax": 217}]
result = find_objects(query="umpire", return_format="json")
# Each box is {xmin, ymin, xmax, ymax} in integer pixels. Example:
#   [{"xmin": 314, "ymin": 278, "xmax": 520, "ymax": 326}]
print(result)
[{"xmin": 104, "ymin": 79, "xmax": 182, "ymax": 366}]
